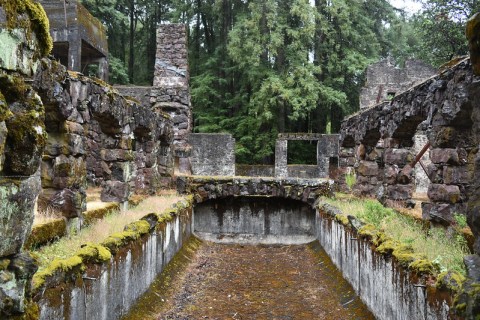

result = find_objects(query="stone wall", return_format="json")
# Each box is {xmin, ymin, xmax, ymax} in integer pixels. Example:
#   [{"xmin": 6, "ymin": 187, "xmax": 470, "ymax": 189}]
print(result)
[
  {"xmin": 0, "ymin": 1, "xmax": 51, "ymax": 316},
  {"xmin": 338, "ymin": 56, "xmax": 480, "ymax": 316},
  {"xmin": 339, "ymin": 58, "xmax": 476, "ymax": 219},
  {"xmin": 190, "ymin": 133, "xmax": 235, "ymax": 176},
  {"xmin": 34, "ymin": 60, "xmax": 174, "ymax": 220},
  {"xmin": 360, "ymin": 58, "xmax": 436, "ymax": 109},
  {"xmin": 274, "ymin": 134, "xmax": 339, "ymax": 179}
]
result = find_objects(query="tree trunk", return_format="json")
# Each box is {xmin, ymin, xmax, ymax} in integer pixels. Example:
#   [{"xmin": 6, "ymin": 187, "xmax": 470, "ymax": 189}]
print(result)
[{"xmin": 128, "ymin": 0, "xmax": 135, "ymax": 83}]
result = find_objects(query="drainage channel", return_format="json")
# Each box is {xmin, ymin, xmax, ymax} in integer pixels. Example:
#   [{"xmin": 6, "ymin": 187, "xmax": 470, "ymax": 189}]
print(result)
[{"xmin": 123, "ymin": 237, "xmax": 374, "ymax": 320}]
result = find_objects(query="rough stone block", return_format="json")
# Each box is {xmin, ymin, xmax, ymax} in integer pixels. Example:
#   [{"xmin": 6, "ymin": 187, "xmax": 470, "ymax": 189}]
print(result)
[
  {"xmin": 422, "ymin": 202, "xmax": 466, "ymax": 224},
  {"xmin": 101, "ymin": 181, "xmax": 129, "ymax": 202},
  {"xmin": 430, "ymin": 148, "xmax": 459, "ymax": 165},
  {"xmin": 356, "ymin": 161, "xmax": 378, "ymax": 176},
  {"xmin": 386, "ymin": 184, "xmax": 413, "ymax": 200},
  {"xmin": 384, "ymin": 148, "xmax": 412, "ymax": 165},
  {"xmin": 428, "ymin": 184, "xmax": 462, "ymax": 203},
  {"xmin": 443, "ymin": 166, "xmax": 472, "ymax": 185},
  {"xmin": 0, "ymin": 175, "xmax": 41, "ymax": 256}
]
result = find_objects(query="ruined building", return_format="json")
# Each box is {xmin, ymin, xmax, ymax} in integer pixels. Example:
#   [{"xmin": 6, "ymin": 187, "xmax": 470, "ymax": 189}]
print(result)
[
  {"xmin": 360, "ymin": 58, "xmax": 436, "ymax": 109},
  {"xmin": 39, "ymin": 0, "xmax": 109, "ymax": 81}
]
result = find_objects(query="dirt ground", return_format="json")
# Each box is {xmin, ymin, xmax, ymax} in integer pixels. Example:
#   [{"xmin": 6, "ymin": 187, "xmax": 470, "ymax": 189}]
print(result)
[{"xmin": 148, "ymin": 241, "xmax": 374, "ymax": 320}]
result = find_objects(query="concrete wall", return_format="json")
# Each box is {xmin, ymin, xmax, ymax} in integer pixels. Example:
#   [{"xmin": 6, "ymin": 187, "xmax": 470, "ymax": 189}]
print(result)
[
  {"xmin": 190, "ymin": 133, "xmax": 235, "ymax": 176},
  {"xmin": 37, "ymin": 204, "xmax": 192, "ymax": 320},
  {"xmin": 275, "ymin": 134, "xmax": 339, "ymax": 179},
  {"xmin": 316, "ymin": 208, "xmax": 450, "ymax": 320},
  {"xmin": 194, "ymin": 197, "xmax": 316, "ymax": 244}
]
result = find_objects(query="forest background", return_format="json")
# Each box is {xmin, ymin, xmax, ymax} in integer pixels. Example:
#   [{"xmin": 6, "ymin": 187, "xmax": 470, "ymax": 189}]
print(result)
[{"xmin": 81, "ymin": 0, "xmax": 479, "ymax": 164}]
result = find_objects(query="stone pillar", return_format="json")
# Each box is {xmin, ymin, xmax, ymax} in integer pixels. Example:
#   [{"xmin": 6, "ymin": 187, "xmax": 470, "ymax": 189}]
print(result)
[
  {"xmin": 382, "ymin": 138, "xmax": 415, "ymax": 207},
  {"xmin": 275, "ymin": 139, "xmax": 288, "ymax": 178},
  {"xmin": 152, "ymin": 24, "xmax": 192, "ymax": 174},
  {"xmin": 317, "ymin": 135, "xmax": 339, "ymax": 179},
  {"xmin": 412, "ymin": 133, "xmax": 431, "ymax": 195}
]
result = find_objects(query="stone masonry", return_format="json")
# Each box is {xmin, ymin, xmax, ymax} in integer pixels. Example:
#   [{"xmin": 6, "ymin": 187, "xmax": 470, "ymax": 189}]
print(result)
[
  {"xmin": 152, "ymin": 24, "xmax": 192, "ymax": 174},
  {"xmin": 34, "ymin": 60, "xmax": 174, "ymax": 220},
  {"xmin": 190, "ymin": 133, "xmax": 235, "ymax": 176},
  {"xmin": 0, "ymin": 1, "xmax": 50, "ymax": 316},
  {"xmin": 275, "ymin": 133, "xmax": 339, "ymax": 179},
  {"xmin": 360, "ymin": 58, "xmax": 436, "ymax": 110}
]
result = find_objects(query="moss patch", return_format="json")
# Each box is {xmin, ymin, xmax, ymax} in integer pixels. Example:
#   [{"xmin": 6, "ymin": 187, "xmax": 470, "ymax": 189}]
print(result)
[
  {"xmin": 358, "ymin": 224, "xmax": 378, "ymax": 240},
  {"xmin": 436, "ymin": 271, "xmax": 465, "ymax": 293},
  {"xmin": 76, "ymin": 244, "xmax": 111, "ymax": 264},
  {"xmin": 32, "ymin": 255, "xmax": 84, "ymax": 292},
  {"xmin": 335, "ymin": 213, "xmax": 350, "ymax": 226},
  {"xmin": 24, "ymin": 218, "xmax": 67, "ymax": 250},
  {"xmin": 0, "ymin": 0, "xmax": 52, "ymax": 57}
]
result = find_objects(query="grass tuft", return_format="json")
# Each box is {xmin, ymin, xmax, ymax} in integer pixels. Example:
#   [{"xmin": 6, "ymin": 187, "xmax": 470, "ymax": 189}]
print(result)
[{"xmin": 322, "ymin": 194, "xmax": 470, "ymax": 276}]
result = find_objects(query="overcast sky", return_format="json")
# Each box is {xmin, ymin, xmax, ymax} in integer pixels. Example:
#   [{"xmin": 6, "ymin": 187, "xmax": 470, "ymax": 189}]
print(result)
[{"xmin": 388, "ymin": 0, "xmax": 423, "ymax": 14}]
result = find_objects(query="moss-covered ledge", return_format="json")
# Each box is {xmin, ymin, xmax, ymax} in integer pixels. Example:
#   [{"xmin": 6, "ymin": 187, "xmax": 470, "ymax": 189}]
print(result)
[
  {"xmin": 31, "ymin": 195, "xmax": 194, "ymax": 298},
  {"xmin": 177, "ymin": 175, "xmax": 334, "ymax": 206},
  {"xmin": 317, "ymin": 201, "xmax": 467, "ymax": 318}
]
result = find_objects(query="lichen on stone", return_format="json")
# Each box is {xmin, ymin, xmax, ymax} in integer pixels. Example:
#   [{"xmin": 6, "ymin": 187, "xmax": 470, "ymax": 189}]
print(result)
[
  {"xmin": 0, "ymin": 0, "xmax": 53, "ymax": 57},
  {"xmin": 436, "ymin": 271, "xmax": 465, "ymax": 293}
]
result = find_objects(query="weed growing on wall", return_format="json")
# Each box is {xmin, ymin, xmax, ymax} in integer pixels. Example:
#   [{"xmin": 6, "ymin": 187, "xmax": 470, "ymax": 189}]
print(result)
[
  {"xmin": 345, "ymin": 170, "xmax": 356, "ymax": 191},
  {"xmin": 322, "ymin": 195, "xmax": 471, "ymax": 276}
]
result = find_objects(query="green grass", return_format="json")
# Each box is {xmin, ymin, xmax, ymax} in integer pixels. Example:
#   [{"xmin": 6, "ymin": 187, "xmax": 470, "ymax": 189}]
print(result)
[
  {"xmin": 32, "ymin": 193, "xmax": 183, "ymax": 273},
  {"xmin": 322, "ymin": 195, "xmax": 470, "ymax": 275}
]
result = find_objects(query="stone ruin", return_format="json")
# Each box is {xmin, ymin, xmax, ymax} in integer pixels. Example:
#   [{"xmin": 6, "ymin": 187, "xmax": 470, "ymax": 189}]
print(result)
[
  {"xmin": 0, "ymin": 2, "xmax": 175, "ymax": 315},
  {"xmin": 274, "ymin": 133, "xmax": 339, "ymax": 179},
  {"xmin": 116, "ymin": 24, "xmax": 192, "ymax": 175},
  {"xmin": 360, "ymin": 57, "xmax": 436, "ymax": 110},
  {"xmin": 39, "ymin": 0, "xmax": 109, "ymax": 81}
]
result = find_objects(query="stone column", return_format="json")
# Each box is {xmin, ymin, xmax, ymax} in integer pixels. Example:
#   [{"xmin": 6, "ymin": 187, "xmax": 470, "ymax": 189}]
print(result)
[
  {"xmin": 275, "ymin": 139, "xmax": 288, "ymax": 178},
  {"xmin": 152, "ymin": 24, "xmax": 192, "ymax": 174}
]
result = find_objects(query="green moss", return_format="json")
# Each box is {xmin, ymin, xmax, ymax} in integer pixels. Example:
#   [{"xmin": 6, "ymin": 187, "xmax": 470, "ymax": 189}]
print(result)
[
  {"xmin": 376, "ymin": 239, "xmax": 400, "ymax": 255},
  {"xmin": 124, "ymin": 220, "xmax": 151, "ymax": 235},
  {"xmin": 32, "ymin": 256, "xmax": 84, "ymax": 291},
  {"xmin": 24, "ymin": 218, "xmax": 67, "ymax": 249},
  {"xmin": 76, "ymin": 244, "xmax": 112, "ymax": 264},
  {"xmin": 101, "ymin": 231, "xmax": 139, "ymax": 252},
  {"xmin": 373, "ymin": 231, "xmax": 389, "ymax": 247},
  {"xmin": 10, "ymin": 300, "xmax": 39, "ymax": 320},
  {"xmin": 335, "ymin": 213, "xmax": 350, "ymax": 226},
  {"xmin": 0, "ymin": 259, "xmax": 10, "ymax": 271},
  {"xmin": 392, "ymin": 245, "xmax": 418, "ymax": 268},
  {"xmin": 436, "ymin": 271, "xmax": 465, "ymax": 292},
  {"xmin": 358, "ymin": 224, "xmax": 378, "ymax": 239},
  {"xmin": 0, "ymin": 91, "xmax": 13, "ymax": 122},
  {"xmin": 0, "ymin": 0, "xmax": 52, "ymax": 56},
  {"xmin": 409, "ymin": 259, "xmax": 435, "ymax": 275}
]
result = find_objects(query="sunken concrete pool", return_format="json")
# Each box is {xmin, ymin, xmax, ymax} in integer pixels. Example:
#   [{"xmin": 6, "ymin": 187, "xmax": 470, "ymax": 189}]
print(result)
[{"xmin": 36, "ymin": 182, "xmax": 453, "ymax": 320}]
